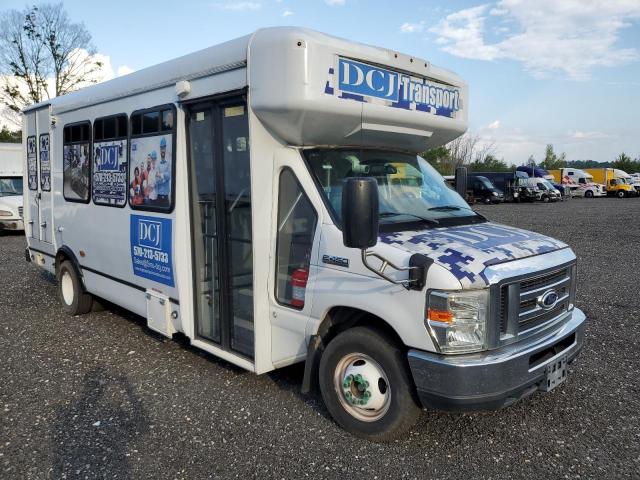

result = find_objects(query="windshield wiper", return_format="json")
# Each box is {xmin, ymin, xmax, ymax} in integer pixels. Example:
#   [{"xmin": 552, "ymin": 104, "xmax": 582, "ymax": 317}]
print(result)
[
  {"xmin": 380, "ymin": 211, "xmax": 439, "ymax": 225},
  {"xmin": 428, "ymin": 205, "xmax": 487, "ymax": 221}
]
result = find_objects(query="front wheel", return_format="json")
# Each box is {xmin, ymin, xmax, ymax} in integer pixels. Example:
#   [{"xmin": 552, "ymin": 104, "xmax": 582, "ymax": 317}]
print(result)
[
  {"xmin": 585, "ymin": 190, "xmax": 594, "ymax": 198},
  {"xmin": 617, "ymin": 190, "xmax": 625, "ymax": 198},
  {"xmin": 57, "ymin": 260, "xmax": 93, "ymax": 315},
  {"xmin": 319, "ymin": 327, "xmax": 422, "ymax": 441}
]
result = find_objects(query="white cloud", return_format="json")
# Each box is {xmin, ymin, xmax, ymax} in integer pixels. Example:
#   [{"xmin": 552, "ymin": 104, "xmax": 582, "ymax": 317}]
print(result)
[
  {"xmin": 400, "ymin": 22, "xmax": 425, "ymax": 34},
  {"xmin": 487, "ymin": 120, "xmax": 500, "ymax": 130},
  {"xmin": 116, "ymin": 65, "xmax": 135, "ymax": 77},
  {"xmin": 571, "ymin": 131, "xmax": 612, "ymax": 140},
  {"xmin": 325, "ymin": 0, "xmax": 346, "ymax": 5},
  {"xmin": 282, "ymin": 9, "xmax": 294, "ymax": 17},
  {"xmin": 430, "ymin": 5, "xmax": 501, "ymax": 61},
  {"xmin": 215, "ymin": 1, "xmax": 261, "ymax": 11},
  {"xmin": 430, "ymin": 0, "xmax": 640, "ymax": 80}
]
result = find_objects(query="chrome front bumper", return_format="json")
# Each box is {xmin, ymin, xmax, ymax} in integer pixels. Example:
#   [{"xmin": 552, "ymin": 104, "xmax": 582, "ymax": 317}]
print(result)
[{"xmin": 408, "ymin": 307, "xmax": 586, "ymax": 411}]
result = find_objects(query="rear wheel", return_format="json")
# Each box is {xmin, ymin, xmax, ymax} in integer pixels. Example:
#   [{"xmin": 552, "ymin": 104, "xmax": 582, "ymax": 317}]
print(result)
[
  {"xmin": 57, "ymin": 260, "xmax": 93, "ymax": 315},
  {"xmin": 319, "ymin": 327, "xmax": 422, "ymax": 441}
]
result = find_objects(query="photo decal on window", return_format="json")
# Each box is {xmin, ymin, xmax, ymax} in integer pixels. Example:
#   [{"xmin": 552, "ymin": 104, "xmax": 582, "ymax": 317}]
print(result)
[{"xmin": 129, "ymin": 134, "xmax": 172, "ymax": 209}]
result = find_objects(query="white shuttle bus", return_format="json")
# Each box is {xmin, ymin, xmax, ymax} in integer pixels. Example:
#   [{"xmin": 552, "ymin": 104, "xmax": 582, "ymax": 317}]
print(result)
[{"xmin": 23, "ymin": 28, "xmax": 585, "ymax": 440}]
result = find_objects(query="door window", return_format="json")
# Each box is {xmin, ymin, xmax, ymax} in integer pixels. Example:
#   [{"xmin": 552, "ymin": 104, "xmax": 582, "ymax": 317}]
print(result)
[{"xmin": 275, "ymin": 169, "xmax": 317, "ymax": 309}]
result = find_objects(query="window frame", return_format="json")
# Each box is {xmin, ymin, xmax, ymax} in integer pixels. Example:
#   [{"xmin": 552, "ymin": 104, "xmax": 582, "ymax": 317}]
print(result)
[
  {"xmin": 128, "ymin": 104, "xmax": 177, "ymax": 213},
  {"xmin": 62, "ymin": 120, "xmax": 92, "ymax": 204},
  {"xmin": 92, "ymin": 113, "xmax": 128, "ymax": 208},
  {"xmin": 274, "ymin": 167, "xmax": 319, "ymax": 311}
]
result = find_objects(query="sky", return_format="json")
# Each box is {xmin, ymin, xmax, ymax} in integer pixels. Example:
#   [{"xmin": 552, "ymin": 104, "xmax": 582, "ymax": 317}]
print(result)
[{"xmin": 2, "ymin": 0, "xmax": 640, "ymax": 164}]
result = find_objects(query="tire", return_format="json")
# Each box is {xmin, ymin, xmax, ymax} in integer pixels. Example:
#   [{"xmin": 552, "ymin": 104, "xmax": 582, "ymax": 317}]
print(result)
[
  {"xmin": 57, "ymin": 260, "xmax": 93, "ymax": 315},
  {"xmin": 542, "ymin": 195, "xmax": 550, "ymax": 203},
  {"xmin": 617, "ymin": 190, "xmax": 625, "ymax": 198},
  {"xmin": 584, "ymin": 190, "xmax": 594, "ymax": 198},
  {"xmin": 319, "ymin": 327, "xmax": 422, "ymax": 441}
]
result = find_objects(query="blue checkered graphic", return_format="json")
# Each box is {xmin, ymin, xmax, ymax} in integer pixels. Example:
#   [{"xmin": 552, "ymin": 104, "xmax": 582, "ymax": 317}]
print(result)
[{"xmin": 379, "ymin": 223, "xmax": 568, "ymax": 288}]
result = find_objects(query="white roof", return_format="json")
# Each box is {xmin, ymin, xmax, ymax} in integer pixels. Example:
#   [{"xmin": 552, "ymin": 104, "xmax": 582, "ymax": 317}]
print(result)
[{"xmin": 24, "ymin": 27, "xmax": 468, "ymax": 152}]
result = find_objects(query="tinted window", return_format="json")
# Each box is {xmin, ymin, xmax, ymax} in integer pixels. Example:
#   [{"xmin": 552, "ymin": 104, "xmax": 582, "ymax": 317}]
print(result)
[
  {"xmin": 63, "ymin": 123, "xmax": 91, "ymax": 202},
  {"xmin": 143, "ymin": 111, "xmax": 159, "ymax": 134}
]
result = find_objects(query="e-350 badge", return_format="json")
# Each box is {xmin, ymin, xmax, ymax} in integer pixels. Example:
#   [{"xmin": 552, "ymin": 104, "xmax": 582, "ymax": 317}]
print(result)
[{"xmin": 322, "ymin": 254, "xmax": 349, "ymax": 268}]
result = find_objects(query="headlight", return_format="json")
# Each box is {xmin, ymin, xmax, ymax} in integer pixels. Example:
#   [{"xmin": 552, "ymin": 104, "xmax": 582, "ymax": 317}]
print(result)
[
  {"xmin": 491, "ymin": 191, "xmax": 498, "ymax": 196},
  {"xmin": 426, "ymin": 289, "xmax": 489, "ymax": 354},
  {"xmin": 0, "ymin": 210, "xmax": 13, "ymax": 217}
]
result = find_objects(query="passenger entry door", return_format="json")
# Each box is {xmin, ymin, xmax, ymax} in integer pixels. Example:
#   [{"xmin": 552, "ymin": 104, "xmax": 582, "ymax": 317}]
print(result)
[{"xmin": 187, "ymin": 99, "xmax": 255, "ymax": 359}]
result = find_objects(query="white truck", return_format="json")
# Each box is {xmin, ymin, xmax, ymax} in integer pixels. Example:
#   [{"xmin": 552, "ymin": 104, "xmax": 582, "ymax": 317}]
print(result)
[
  {"xmin": 0, "ymin": 142, "xmax": 24, "ymax": 232},
  {"xmin": 23, "ymin": 27, "xmax": 585, "ymax": 440}
]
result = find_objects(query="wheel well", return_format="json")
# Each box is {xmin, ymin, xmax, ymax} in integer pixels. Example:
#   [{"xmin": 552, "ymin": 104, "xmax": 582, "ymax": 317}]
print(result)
[
  {"xmin": 317, "ymin": 306, "xmax": 405, "ymax": 351},
  {"xmin": 55, "ymin": 247, "xmax": 81, "ymax": 278}
]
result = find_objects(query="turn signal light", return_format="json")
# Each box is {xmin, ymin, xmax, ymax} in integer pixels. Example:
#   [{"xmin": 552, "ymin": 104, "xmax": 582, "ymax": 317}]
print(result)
[{"xmin": 427, "ymin": 308, "xmax": 453, "ymax": 323}]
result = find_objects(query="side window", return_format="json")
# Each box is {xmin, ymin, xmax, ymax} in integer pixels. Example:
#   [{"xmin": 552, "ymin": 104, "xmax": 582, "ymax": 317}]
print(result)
[
  {"xmin": 93, "ymin": 114, "xmax": 128, "ymax": 207},
  {"xmin": 129, "ymin": 105, "xmax": 175, "ymax": 211},
  {"xmin": 63, "ymin": 122, "xmax": 91, "ymax": 203},
  {"xmin": 275, "ymin": 169, "xmax": 318, "ymax": 309}
]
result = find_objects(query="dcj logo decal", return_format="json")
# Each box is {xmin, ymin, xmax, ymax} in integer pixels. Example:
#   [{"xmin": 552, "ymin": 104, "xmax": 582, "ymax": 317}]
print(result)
[
  {"xmin": 130, "ymin": 215, "xmax": 174, "ymax": 287},
  {"xmin": 338, "ymin": 58, "xmax": 400, "ymax": 102},
  {"xmin": 96, "ymin": 145, "xmax": 120, "ymax": 171}
]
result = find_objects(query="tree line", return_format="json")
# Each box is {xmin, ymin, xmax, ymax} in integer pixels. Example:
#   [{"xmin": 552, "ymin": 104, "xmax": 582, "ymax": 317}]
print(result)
[
  {"xmin": 420, "ymin": 137, "xmax": 640, "ymax": 175},
  {"xmin": 0, "ymin": 2, "xmax": 100, "ymax": 130}
]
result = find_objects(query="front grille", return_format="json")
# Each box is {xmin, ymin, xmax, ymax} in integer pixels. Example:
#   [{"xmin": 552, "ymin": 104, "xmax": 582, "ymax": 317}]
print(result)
[
  {"xmin": 18, "ymin": 207, "xmax": 23, "ymax": 218},
  {"xmin": 498, "ymin": 263, "xmax": 575, "ymax": 339}
]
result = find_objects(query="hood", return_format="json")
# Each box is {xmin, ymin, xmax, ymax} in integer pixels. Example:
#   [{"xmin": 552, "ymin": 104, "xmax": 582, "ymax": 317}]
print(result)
[
  {"xmin": 0, "ymin": 195, "xmax": 23, "ymax": 210},
  {"xmin": 379, "ymin": 222, "xmax": 568, "ymax": 288}
]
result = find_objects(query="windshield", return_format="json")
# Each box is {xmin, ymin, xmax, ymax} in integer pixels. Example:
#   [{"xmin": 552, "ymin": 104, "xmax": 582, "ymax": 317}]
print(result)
[
  {"xmin": 305, "ymin": 149, "xmax": 482, "ymax": 228},
  {"xmin": 538, "ymin": 178, "xmax": 555, "ymax": 190},
  {"xmin": 0, "ymin": 177, "xmax": 23, "ymax": 196},
  {"xmin": 477, "ymin": 177, "xmax": 494, "ymax": 190}
]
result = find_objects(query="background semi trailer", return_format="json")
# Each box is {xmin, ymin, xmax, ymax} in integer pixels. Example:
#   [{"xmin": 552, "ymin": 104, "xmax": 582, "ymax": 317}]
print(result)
[
  {"xmin": 0, "ymin": 142, "xmax": 24, "ymax": 232},
  {"xmin": 548, "ymin": 168, "xmax": 606, "ymax": 198},
  {"xmin": 585, "ymin": 168, "xmax": 634, "ymax": 198}
]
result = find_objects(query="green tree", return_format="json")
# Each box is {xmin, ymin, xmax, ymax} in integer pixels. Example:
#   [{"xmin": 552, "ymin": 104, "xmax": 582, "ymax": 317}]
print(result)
[
  {"xmin": 0, "ymin": 125, "xmax": 21, "ymax": 142},
  {"xmin": 420, "ymin": 146, "xmax": 452, "ymax": 175},
  {"xmin": 540, "ymin": 144, "xmax": 567, "ymax": 170},
  {"xmin": 611, "ymin": 152, "xmax": 639, "ymax": 173},
  {"xmin": 0, "ymin": 3, "xmax": 103, "ymax": 125},
  {"xmin": 469, "ymin": 154, "xmax": 510, "ymax": 172}
]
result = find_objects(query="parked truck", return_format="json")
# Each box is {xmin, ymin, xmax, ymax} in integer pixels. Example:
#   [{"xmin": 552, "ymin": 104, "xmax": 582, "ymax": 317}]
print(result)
[
  {"xmin": 585, "ymin": 168, "xmax": 634, "ymax": 198},
  {"xmin": 471, "ymin": 171, "xmax": 537, "ymax": 202},
  {"xmin": 548, "ymin": 168, "xmax": 606, "ymax": 198},
  {"xmin": 516, "ymin": 166, "xmax": 568, "ymax": 199},
  {"xmin": 0, "ymin": 142, "xmax": 24, "ymax": 232}
]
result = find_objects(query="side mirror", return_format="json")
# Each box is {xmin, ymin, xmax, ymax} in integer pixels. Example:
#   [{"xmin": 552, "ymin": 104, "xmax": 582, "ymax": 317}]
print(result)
[{"xmin": 341, "ymin": 177, "xmax": 379, "ymax": 249}]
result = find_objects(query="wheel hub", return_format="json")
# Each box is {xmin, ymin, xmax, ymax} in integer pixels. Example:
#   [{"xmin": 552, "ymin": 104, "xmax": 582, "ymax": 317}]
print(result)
[{"xmin": 335, "ymin": 354, "xmax": 390, "ymax": 421}]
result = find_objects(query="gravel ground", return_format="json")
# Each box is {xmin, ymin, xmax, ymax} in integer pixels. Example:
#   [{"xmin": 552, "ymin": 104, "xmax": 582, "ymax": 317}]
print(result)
[{"xmin": 1, "ymin": 197, "xmax": 639, "ymax": 479}]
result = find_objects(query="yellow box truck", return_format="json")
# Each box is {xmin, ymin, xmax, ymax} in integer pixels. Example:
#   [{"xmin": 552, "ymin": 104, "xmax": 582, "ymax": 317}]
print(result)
[{"xmin": 585, "ymin": 168, "xmax": 634, "ymax": 198}]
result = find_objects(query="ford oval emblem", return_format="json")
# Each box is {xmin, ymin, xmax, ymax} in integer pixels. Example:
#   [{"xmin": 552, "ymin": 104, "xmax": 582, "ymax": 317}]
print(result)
[{"xmin": 538, "ymin": 289, "xmax": 559, "ymax": 310}]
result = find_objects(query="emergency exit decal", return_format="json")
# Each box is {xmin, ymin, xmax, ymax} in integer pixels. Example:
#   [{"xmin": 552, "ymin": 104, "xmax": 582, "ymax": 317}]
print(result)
[{"xmin": 130, "ymin": 214, "xmax": 175, "ymax": 287}]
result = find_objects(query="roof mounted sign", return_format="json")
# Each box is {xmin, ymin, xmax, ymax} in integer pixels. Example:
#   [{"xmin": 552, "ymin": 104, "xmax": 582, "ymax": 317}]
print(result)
[{"xmin": 325, "ymin": 57, "xmax": 461, "ymax": 118}]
